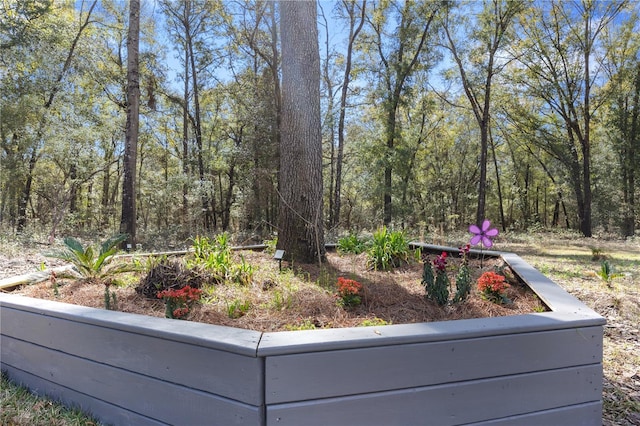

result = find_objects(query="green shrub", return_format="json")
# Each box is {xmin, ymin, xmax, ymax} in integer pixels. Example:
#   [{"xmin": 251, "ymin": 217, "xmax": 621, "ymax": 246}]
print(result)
[
  {"xmin": 337, "ymin": 233, "xmax": 367, "ymax": 254},
  {"xmin": 366, "ymin": 227, "xmax": 410, "ymax": 270},
  {"xmin": 187, "ymin": 234, "xmax": 253, "ymax": 285},
  {"xmin": 47, "ymin": 234, "xmax": 131, "ymax": 280}
]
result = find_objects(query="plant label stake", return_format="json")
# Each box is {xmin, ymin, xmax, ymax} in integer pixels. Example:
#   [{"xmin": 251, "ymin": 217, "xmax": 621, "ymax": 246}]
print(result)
[{"xmin": 274, "ymin": 250, "xmax": 285, "ymax": 271}]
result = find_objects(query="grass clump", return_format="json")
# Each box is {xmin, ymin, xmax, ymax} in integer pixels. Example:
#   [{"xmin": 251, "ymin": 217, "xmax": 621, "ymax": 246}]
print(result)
[
  {"xmin": 1, "ymin": 371, "xmax": 100, "ymax": 425},
  {"xmin": 366, "ymin": 227, "xmax": 411, "ymax": 270}
]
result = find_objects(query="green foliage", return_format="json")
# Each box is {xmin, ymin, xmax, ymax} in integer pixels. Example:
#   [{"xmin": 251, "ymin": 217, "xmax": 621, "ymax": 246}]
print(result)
[
  {"xmin": 47, "ymin": 234, "xmax": 131, "ymax": 280},
  {"xmin": 453, "ymin": 264, "xmax": 472, "ymax": 303},
  {"xmin": 284, "ymin": 319, "xmax": 317, "ymax": 331},
  {"xmin": 596, "ymin": 260, "xmax": 624, "ymax": 288},
  {"xmin": 366, "ymin": 227, "xmax": 410, "ymax": 270},
  {"xmin": 422, "ymin": 252, "xmax": 449, "ymax": 306},
  {"xmin": 227, "ymin": 298, "xmax": 251, "ymax": 319},
  {"xmin": 263, "ymin": 237, "xmax": 278, "ymax": 254},
  {"xmin": 1, "ymin": 371, "xmax": 99, "ymax": 426},
  {"xmin": 358, "ymin": 317, "xmax": 392, "ymax": 327},
  {"xmin": 188, "ymin": 234, "xmax": 253, "ymax": 285},
  {"xmin": 104, "ymin": 284, "xmax": 117, "ymax": 311},
  {"xmin": 335, "ymin": 277, "xmax": 363, "ymax": 308},
  {"xmin": 591, "ymin": 247, "xmax": 606, "ymax": 261},
  {"xmin": 337, "ymin": 233, "xmax": 367, "ymax": 254}
]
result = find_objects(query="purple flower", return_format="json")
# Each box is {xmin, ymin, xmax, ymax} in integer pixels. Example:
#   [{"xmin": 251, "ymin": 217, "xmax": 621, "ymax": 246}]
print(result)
[
  {"xmin": 433, "ymin": 251, "xmax": 448, "ymax": 272},
  {"xmin": 469, "ymin": 219, "xmax": 499, "ymax": 248}
]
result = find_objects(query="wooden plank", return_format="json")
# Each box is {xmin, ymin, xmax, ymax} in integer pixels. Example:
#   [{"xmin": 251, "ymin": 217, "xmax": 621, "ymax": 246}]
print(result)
[
  {"xmin": 264, "ymin": 326, "xmax": 603, "ymax": 404},
  {"xmin": 259, "ymin": 311, "xmax": 604, "ymax": 356},
  {"xmin": 499, "ymin": 252, "xmax": 603, "ymax": 318},
  {"xmin": 1, "ymin": 336, "xmax": 262, "ymax": 426},
  {"xmin": 473, "ymin": 401, "xmax": 601, "ymax": 425},
  {"xmin": 2, "ymin": 365, "xmax": 165, "ymax": 426},
  {"xmin": 1, "ymin": 307, "xmax": 263, "ymax": 405},
  {"xmin": 0, "ymin": 265, "xmax": 81, "ymax": 290},
  {"xmin": 0, "ymin": 293, "xmax": 261, "ymax": 356},
  {"xmin": 266, "ymin": 365, "xmax": 602, "ymax": 426}
]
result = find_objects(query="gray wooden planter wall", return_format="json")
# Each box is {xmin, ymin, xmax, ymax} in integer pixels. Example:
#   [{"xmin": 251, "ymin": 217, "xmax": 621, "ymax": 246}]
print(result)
[{"xmin": 0, "ymin": 247, "xmax": 605, "ymax": 425}]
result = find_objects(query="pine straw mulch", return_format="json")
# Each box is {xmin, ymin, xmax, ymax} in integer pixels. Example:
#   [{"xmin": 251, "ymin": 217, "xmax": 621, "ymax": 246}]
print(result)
[{"xmin": 10, "ymin": 250, "xmax": 546, "ymax": 332}]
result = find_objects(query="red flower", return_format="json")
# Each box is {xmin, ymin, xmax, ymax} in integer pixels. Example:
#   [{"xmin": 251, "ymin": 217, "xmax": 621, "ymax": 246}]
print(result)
[
  {"xmin": 477, "ymin": 271, "xmax": 509, "ymax": 294},
  {"xmin": 433, "ymin": 252, "xmax": 448, "ymax": 272}
]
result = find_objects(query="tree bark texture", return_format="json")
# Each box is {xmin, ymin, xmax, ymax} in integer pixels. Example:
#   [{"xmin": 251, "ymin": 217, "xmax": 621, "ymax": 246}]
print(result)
[
  {"xmin": 120, "ymin": 0, "xmax": 140, "ymax": 247},
  {"xmin": 277, "ymin": 0, "xmax": 325, "ymax": 263}
]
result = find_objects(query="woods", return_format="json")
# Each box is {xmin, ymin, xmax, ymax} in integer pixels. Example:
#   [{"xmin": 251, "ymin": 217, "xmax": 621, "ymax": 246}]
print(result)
[{"xmin": 1, "ymin": 0, "xmax": 639, "ymax": 246}]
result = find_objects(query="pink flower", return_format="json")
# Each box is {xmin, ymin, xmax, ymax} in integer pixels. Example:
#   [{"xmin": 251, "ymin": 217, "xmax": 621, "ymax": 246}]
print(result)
[{"xmin": 469, "ymin": 219, "xmax": 499, "ymax": 248}]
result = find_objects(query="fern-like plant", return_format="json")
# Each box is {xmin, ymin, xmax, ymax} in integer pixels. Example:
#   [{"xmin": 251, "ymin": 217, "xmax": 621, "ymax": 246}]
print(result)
[
  {"xmin": 596, "ymin": 260, "xmax": 624, "ymax": 288},
  {"xmin": 48, "ymin": 234, "xmax": 131, "ymax": 280}
]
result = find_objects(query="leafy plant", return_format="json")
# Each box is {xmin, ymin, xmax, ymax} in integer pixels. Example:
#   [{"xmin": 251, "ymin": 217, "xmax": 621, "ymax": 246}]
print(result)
[
  {"xmin": 335, "ymin": 277, "xmax": 363, "ymax": 308},
  {"xmin": 453, "ymin": 244, "xmax": 472, "ymax": 303},
  {"xmin": 477, "ymin": 271, "xmax": 510, "ymax": 304},
  {"xmin": 337, "ymin": 233, "xmax": 367, "ymax": 254},
  {"xmin": 263, "ymin": 237, "xmax": 278, "ymax": 254},
  {"xmin": 285, "ymin": 319, "xmax": 318, "ymax": 330},
  {"xmin": 229, "ymin": 255, "xmax": 255, "ymax": 285},
  {"xmin": 359, "ymin": 317, "xmax": 391, "ymax": 327},
  {"xmin": 591, "ymin": 247, "xmax": 606, "ymax": 261},
  {"xmin": 596, "ymin": 260, "xmax": 624, "ymax": 288},
  {"xmin": 423, "ymin": 252, "xmax": 449, "ymax": 306},
  {"xmin": 227, "ymin": 298, "xmax": 251, "ymax": 319},
  {"xmin": 104, "ymin": 280, "xmax": 118, "ymax": 311},
  {"xmin": 367, "ymin": 226, "xmax": 410, "ymax": 270},
  {"xmin": 47, "ymin": 234, "xmax": 130, "ymax": 280},
  {"xmin": 157, "ymin": 285, "xmax": 202, "ymax": 319},
  {"xmin": 188, "ymin": 234, "xmax": 253, "ymax": 285}
]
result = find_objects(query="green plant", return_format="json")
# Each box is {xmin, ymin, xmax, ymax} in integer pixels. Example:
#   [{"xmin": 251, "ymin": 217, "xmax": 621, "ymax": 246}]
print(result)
[
  {"xmin": 285, "ymin": 319, "xmax": 318, "ymax": 330},
  {"xmin": 453, "ymin": 244, "xmax": 472, "ymax": 303},
  {"xmin": 229, "ymin": 255, "xmax": 255, "ymax": 285},
  {"xmin": 367, "ymin": 226, "xmax": 410, "ymax": 270},
  {"xmin": 337, "ymin": 233, "xmax": 367, "ymax": 254},
  {"xmin": 1, "ymin": 371, "xmax": 100, "ymax": 425},
  {"xmin": 227, "ymin": 298, "xmax": 251, "ymax": 318},
  {"xmin": 157, "ymin": 286, "xmax": 203, "ymax": 319},
  {"xmin": 50, "ymin": 270, "xmax": 59, "ymax": 296},
  {"xmin": 188, "ymin": 234, "xmax": 254, "ymax": 285},
  {"xmin": 335, "ymin": 277, "xmax": 363, "ymax": 308},
  {"xmin": 591, "ymin": 247, "xmax": 606, "ymax": 261},
  {"xmin": 596, "ymin": 260, "xmax": 624, "ymax": 288},
  {"xmin": 358, "ymin": 317, "xmax": 391, "ymax": 327},
  {"xmin": 423, "ymin": 251, "xmax": 449, "ymax": 306},
  {"xmin": 47, "ymin": 234, "xmax": 130, "ymax": 280},
  {"xmin": 104, "ymin": 280, "xmax": 118, "ymax": 311},
  {"xmin": 477, "ymin": 271, "xmax": 510, "ymax": 304},
  {"xmin": 263, "ymin": 237, "xmax": 278, "ymax": 254}
]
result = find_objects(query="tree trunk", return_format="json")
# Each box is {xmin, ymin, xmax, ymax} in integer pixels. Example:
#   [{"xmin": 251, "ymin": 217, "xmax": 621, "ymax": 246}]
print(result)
[
  {"xmin": 277, "ymin": 0, "xmax": 325, "ymax": 264},
  {"xmin": 119, "ymin": 0, "xmax": 140, "ymax": 248}
]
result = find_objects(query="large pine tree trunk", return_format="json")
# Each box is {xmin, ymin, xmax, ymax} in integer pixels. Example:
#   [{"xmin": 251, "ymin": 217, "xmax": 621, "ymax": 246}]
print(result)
[
  {"xmin": 277, "ymin": 0, "xmax": 325, "ymax": 264},
  {"xmin": 120, "ymin": 0, "xmax": 140, "ymax": 247}
]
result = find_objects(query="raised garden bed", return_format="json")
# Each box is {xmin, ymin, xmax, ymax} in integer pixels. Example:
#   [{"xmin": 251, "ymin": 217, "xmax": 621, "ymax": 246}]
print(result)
[{"xmin": 0, "ymin": 243, "xmax": 605, "ymax": 425}]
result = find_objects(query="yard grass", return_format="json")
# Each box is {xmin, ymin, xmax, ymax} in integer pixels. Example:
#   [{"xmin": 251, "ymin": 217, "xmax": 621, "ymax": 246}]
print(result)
[
  {"xmin": 1, "ymin": 231, "xmax": 639, "ymax": 425},
  {"xmin": 0, "ymin": 371, "xmax": 101, "ymax": 426}
]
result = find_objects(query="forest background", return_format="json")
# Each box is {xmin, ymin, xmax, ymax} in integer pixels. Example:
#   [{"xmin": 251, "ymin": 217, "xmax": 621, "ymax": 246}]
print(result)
[{"xmin": 1, "ymin": 0, "xmax": 639, "ymax": 251}]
